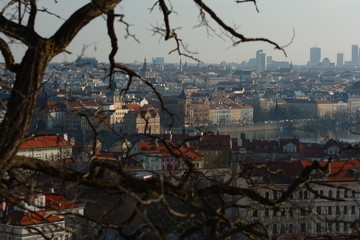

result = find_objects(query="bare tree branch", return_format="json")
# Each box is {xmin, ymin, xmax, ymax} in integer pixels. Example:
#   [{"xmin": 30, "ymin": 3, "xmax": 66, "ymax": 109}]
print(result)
[
  {"xmin": 0, "ymin": 37, "xmax": 19, "ymax": 72},
  {"xmin": 52, "ymin": 0, "xmax": 122, "ymax": 54},
  {"xmin": 27, "ymin": 0, "xmax": 37, "ymax": 30},
  {"xmin": 193, "ymin": 0, "xmax": 286, "ymax": 55},
  {"xmin": 0, "ymin": 14, "xmax": 40, "ymax": 46}
]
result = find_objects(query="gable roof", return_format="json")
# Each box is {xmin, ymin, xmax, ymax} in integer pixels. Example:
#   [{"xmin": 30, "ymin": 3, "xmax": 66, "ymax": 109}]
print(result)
[
  {"xmin": 134, "ymin": 141, "xmax": 203, "ymax": 161},
  {"xmin": 3, "ymin": 211, "xmax": 62, "ymax": 226},
  {"xmin": 19, "ymin": 135, "xmax": 72, "ymax": 149},
  {"xmin": 300, "ymin": 159, "xmax": 360, "ymax": 182},
  {"xmin": 163, "ymin": 134, "xmax": 231, "ymax": 151}
]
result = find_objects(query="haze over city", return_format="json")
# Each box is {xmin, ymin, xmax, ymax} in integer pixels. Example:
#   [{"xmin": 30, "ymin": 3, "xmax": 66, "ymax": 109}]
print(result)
[{"xmin": 2, "ymin": 0, "xmax": 360, "ymax": 64}]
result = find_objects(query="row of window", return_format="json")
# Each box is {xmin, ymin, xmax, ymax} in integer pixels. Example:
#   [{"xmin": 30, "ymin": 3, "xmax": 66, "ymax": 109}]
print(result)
[
  {"xmin": 264, "ymin": 189, "xmax": 357, "ymax": 200},
  {"xmin": 268, "ymin": 222, "xmax": 352, "ymax": 235},
  {"xmin": 255, "ymin": 205, "xmax": 357, "ymax": 218}
]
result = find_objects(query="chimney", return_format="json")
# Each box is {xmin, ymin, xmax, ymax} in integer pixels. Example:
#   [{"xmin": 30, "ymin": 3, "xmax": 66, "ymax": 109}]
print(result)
[
  {"xmin": 63, "ymin": 133, "xmax": 68, "ymax": 142},
  {"xmin": 2, "ymin": 199, "xmax": 6, "ymax": 213},
  {"xmin": 238, "ymin": 138, "xmax": 242, "ymax": 147}
]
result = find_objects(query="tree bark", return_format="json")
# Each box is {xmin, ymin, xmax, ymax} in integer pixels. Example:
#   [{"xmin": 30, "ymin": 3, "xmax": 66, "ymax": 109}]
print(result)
[{"xmin": 0, "ymin": 39, "xmax": 54, "ymax": 173}]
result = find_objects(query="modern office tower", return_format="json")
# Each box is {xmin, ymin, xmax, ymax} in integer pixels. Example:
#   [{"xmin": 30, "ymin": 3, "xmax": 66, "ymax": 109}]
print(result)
[
  {"xmin": 152, "ymin": 57, "xmax": 165, "ymax": 65},
  {"xmin": 266, "ymin": 56, "xmax": 273, "ymax": 64},
  {"xmin": 256, "ymin": 50, "xmax": 266, "ymax": 72},
  {"xmin": 352, "ymin": 44, "xmax": 359, "ymax": 66},
  {"xmin": 337, "ymin": 53, "xmax": 344, "ymax": 66},
  {"xmin": 309, "ymin": 46, "xmax": 321, "ymax": 66}
]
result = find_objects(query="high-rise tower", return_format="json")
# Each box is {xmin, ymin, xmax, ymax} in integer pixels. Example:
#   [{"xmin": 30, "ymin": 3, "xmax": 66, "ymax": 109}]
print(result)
[
  {"xmin": 309, "ymin": 46, "xmax": 321, "ymax": 66},
  {"xmin": 352, "ymin": 45, "xmax": 359, "ymax": 66},
  {"xmin": 337, "ymin": 53, "xmax": 344, "ymax": 66},
  {"xmin": 256, "ymin": 50, "xmax": 266, "ymax": 72}
]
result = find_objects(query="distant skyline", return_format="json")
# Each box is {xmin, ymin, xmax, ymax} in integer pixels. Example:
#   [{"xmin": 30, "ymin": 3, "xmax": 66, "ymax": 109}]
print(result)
[{"xmin": 1, "ymin": 0, "xmax": 360, "ymax": 65}]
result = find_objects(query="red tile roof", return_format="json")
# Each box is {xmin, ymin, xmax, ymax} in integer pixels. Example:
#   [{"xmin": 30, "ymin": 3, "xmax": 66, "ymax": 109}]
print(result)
[
  {"xmin": 19, "ymin": 135, "xmax": 72, "ymax": 149},
  {"xmin": 135, "ymin": 141, "xmax": 203, "ymax": 161},
  {"xmin": 299, "ymin": 143, "xmax": 323, "ymax": 157},
  {"xmin": 162, "ymin": 134, "xmax": 231, "ymax": 150},
  {"xmin": 44, "ymin": 195, "xmax": 76, "ymax": 209},
  {"xmin": 300, "ymin": 159, "xmax": 360, "ymax": 182},
  {"xmin": 4, "ymin": 211, "xmax": 62, "ymax": 225}
]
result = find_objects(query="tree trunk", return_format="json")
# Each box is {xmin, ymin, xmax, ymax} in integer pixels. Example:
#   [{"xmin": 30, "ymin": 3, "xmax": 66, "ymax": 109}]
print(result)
[{"xmin": 0, "ymin": 40, "xmax": 53, "ymax": 173}]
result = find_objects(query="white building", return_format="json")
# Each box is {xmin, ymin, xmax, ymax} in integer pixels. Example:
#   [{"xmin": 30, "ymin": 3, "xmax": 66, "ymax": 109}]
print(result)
[
  {"xmin": 17, "ymin": 135, "xmax": 73, "ymax": 162},
  {"xmin": 0, "ymin": 194, "xmax": 84, "ymax": 240},
  {"xmin": 233, "ymin": 159, "xmax": 360, "ymax": 238}
]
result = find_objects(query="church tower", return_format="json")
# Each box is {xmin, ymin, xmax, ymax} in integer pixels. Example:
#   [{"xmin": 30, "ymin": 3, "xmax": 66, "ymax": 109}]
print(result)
[
  {"xmin": 141, "ymin": 58, "xmax": 147, "ymax": 74},
  {"xmin": 107, "ymin": 78, "xmax": 123, "ymax": 110}
]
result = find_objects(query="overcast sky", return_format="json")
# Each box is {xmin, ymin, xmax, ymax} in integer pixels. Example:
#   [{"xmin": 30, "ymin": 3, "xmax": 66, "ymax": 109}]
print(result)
[{"xmin": 3, "ymin": 0, "xmax": 360, "ymax": 65}]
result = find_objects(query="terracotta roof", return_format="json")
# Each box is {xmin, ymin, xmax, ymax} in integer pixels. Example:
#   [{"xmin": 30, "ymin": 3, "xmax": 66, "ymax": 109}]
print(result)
[
  {"xmin": 4, "ymin": 210, "xmax": 62, "ymax": 225},
  {"xmin": 126, "ymin": 103, "xmax": 141, "ymax": 111},
  {"xmin": 44, "ymin": 195, "xmax": 76, "ymax": 209},
  {"xmin": 162, "ymin": 134, "xmax": 231, "ymax": 150},
  {"xmin": 315, "ymin": 99, "xmax": 335, "ymax": 104},
  {"xmin": 323, "ymin": 138, "xmax": 348, "ymax": 150},
  {"xmin": 243, "ymin": 139, "xmax": 280, "ymax": 153},
  {"xmin": 299, "ymin": 143, "xmax": 323, "ymax": 157},
  {"xmin": 2, "ymin": 194, "xmax": 78, "ymax": 212},
  {"xmin": 300, "ymin": 159, "xmax": 360, "ymax": 182},
  {"xmin": 135, "ymin": 141, "xmax": 203, "ymax": 160},
  {"xmin": 255, "ymin": 161, "xmax": 304, "ymax": 184},
  {"xmin": 19, "ymin": 135, "xmax": 72, "ymax": 149}
]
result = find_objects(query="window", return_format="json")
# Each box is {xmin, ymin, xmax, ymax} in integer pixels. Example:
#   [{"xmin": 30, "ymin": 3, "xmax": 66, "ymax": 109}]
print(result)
[
  {"xmin": 289, "ymin": 208, "xmax": 294, "ymax": 217},
  {"xmin": 351, "ymin": 205, "xmax": 355, "ymax": 214},
  {"xmin": 299, "ymin": 191, "xmax": 303, "ymax": 200},
  {"xmin": 272, "ymin": 224, "xmax": 278, "ymax": 234},
  {"xmin": 344, "ymin": 190, "xmax": 348, "ymax": 198},
  {"xmin": 304, "ymin": 191, "xmax": 308, "ymax": 199},
  {"xmin": 273, "ymin": 191, "xmax": 277, "ymax": 200},
  {"xmin": 336, "ymin": 206, "xmax": 340, "ymax": 214},
  {"xmin": 336, "ymin": 190, "xmax": 340, "ymax": 198},
  {"xmin": 344, "ymin": 206, "xmax": 348, "ymax": 214},
  {"xmin": 265, "ymin": 192, "xmax": 269, "ymax": 199},
  {"xmin": 301, "ymin": 223, "xmax": 306, "ymax": 233},
  {"xmin": 288, "ymin": 224, "xmax": 293, "ymax": 233},
  {"xmin": 328, "ymin": 206, "xmax": 332, "ymax": 215},
  {"xmin": 352, "ymin": 191, "xmax": 356, "ymax": 198},
  {"xmin": 273, "ymin": 209, "xmax": 277, "ymax": 216},
  {"xmin": 328, "ymin": 222, "xmax": 332, "ymax": 232},
  {"xmin": 281, "ymin": 208, "xmax": 286, "ymax": 216},
  {"xmin": 300, "ymin": 209, "xmax": 306, "ymax": 216},
  {"xmin": 280, "ymin": 224, "xmax": 285, "ymax": 234},
  {"xmin": 317, "ymin": 206, "xmax": 322, "ymax": 215},
  {"xmin": 336, "ymin": 222, "xmax": 340, "ymax": 232},
  {"xmin": 344, "ymin": 223, "xmax": 348, "ymax": 233},
  {"xmin": 265, "ymin": 208, "xmax": 269, "ymax": 217},
  {"xmin": 316, "ymin": 223, "xmax": 321, "ymax": 233},
  {"xmin": 329, "ymin": 190, "xmax": 333, "ymax": 198},
  {"xmin": 252, "ymin": 210, "xmax": 258, "ymax": 217}
]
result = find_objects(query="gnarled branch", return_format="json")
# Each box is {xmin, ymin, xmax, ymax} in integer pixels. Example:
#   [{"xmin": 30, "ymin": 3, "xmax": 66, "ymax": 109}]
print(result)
[
  {"xmin": 52, "ymin": 0, "xmax": 122, "ymax": 55},
  {"xmin": 0, "ymin": 15, "xmax": 40, "ymax": 47},
  {"xmin": 193, "ymin": 0, "xmax": 286, "ymax": 55},
  {"xmin": 0, "ymin": 37, "xmax": 19, "ymax": 72}
]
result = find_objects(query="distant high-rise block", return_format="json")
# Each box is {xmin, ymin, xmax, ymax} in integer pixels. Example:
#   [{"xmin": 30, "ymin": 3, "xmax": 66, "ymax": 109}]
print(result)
[
  {"xmin": 152, "ymin": 57, "xmax": 165, "ymax": 65},
  {"xmin": 352, "ymin": 44, "xmax": 359, "ymax": 66},
  {"xmin": 256, "ymin": 50, "xmax": 266, "ymax": 72},
  {"xmin": 309, "ymin": 46, "xmax": 321, "ymax": 66},
  {"xmin": 337, "ymin": 53, "xmax": 344, "ymax": 66}
]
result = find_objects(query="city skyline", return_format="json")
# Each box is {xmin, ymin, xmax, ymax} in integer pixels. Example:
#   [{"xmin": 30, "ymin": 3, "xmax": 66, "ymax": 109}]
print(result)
[{"xmin": 1, "ymin": 0, "xmax": 360, "ymax": 65}]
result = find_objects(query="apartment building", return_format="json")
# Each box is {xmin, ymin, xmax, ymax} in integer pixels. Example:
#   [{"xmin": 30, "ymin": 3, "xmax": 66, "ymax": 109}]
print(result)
[{"xmin": 236, "ymin": 160, "xmax": 360, "ymax": 239}]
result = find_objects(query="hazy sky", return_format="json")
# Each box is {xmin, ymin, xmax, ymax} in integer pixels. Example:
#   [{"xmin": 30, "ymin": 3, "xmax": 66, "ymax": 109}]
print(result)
[{"xmin": 3, "ymin": 0, "xmax": 360, "ymax": 65}]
